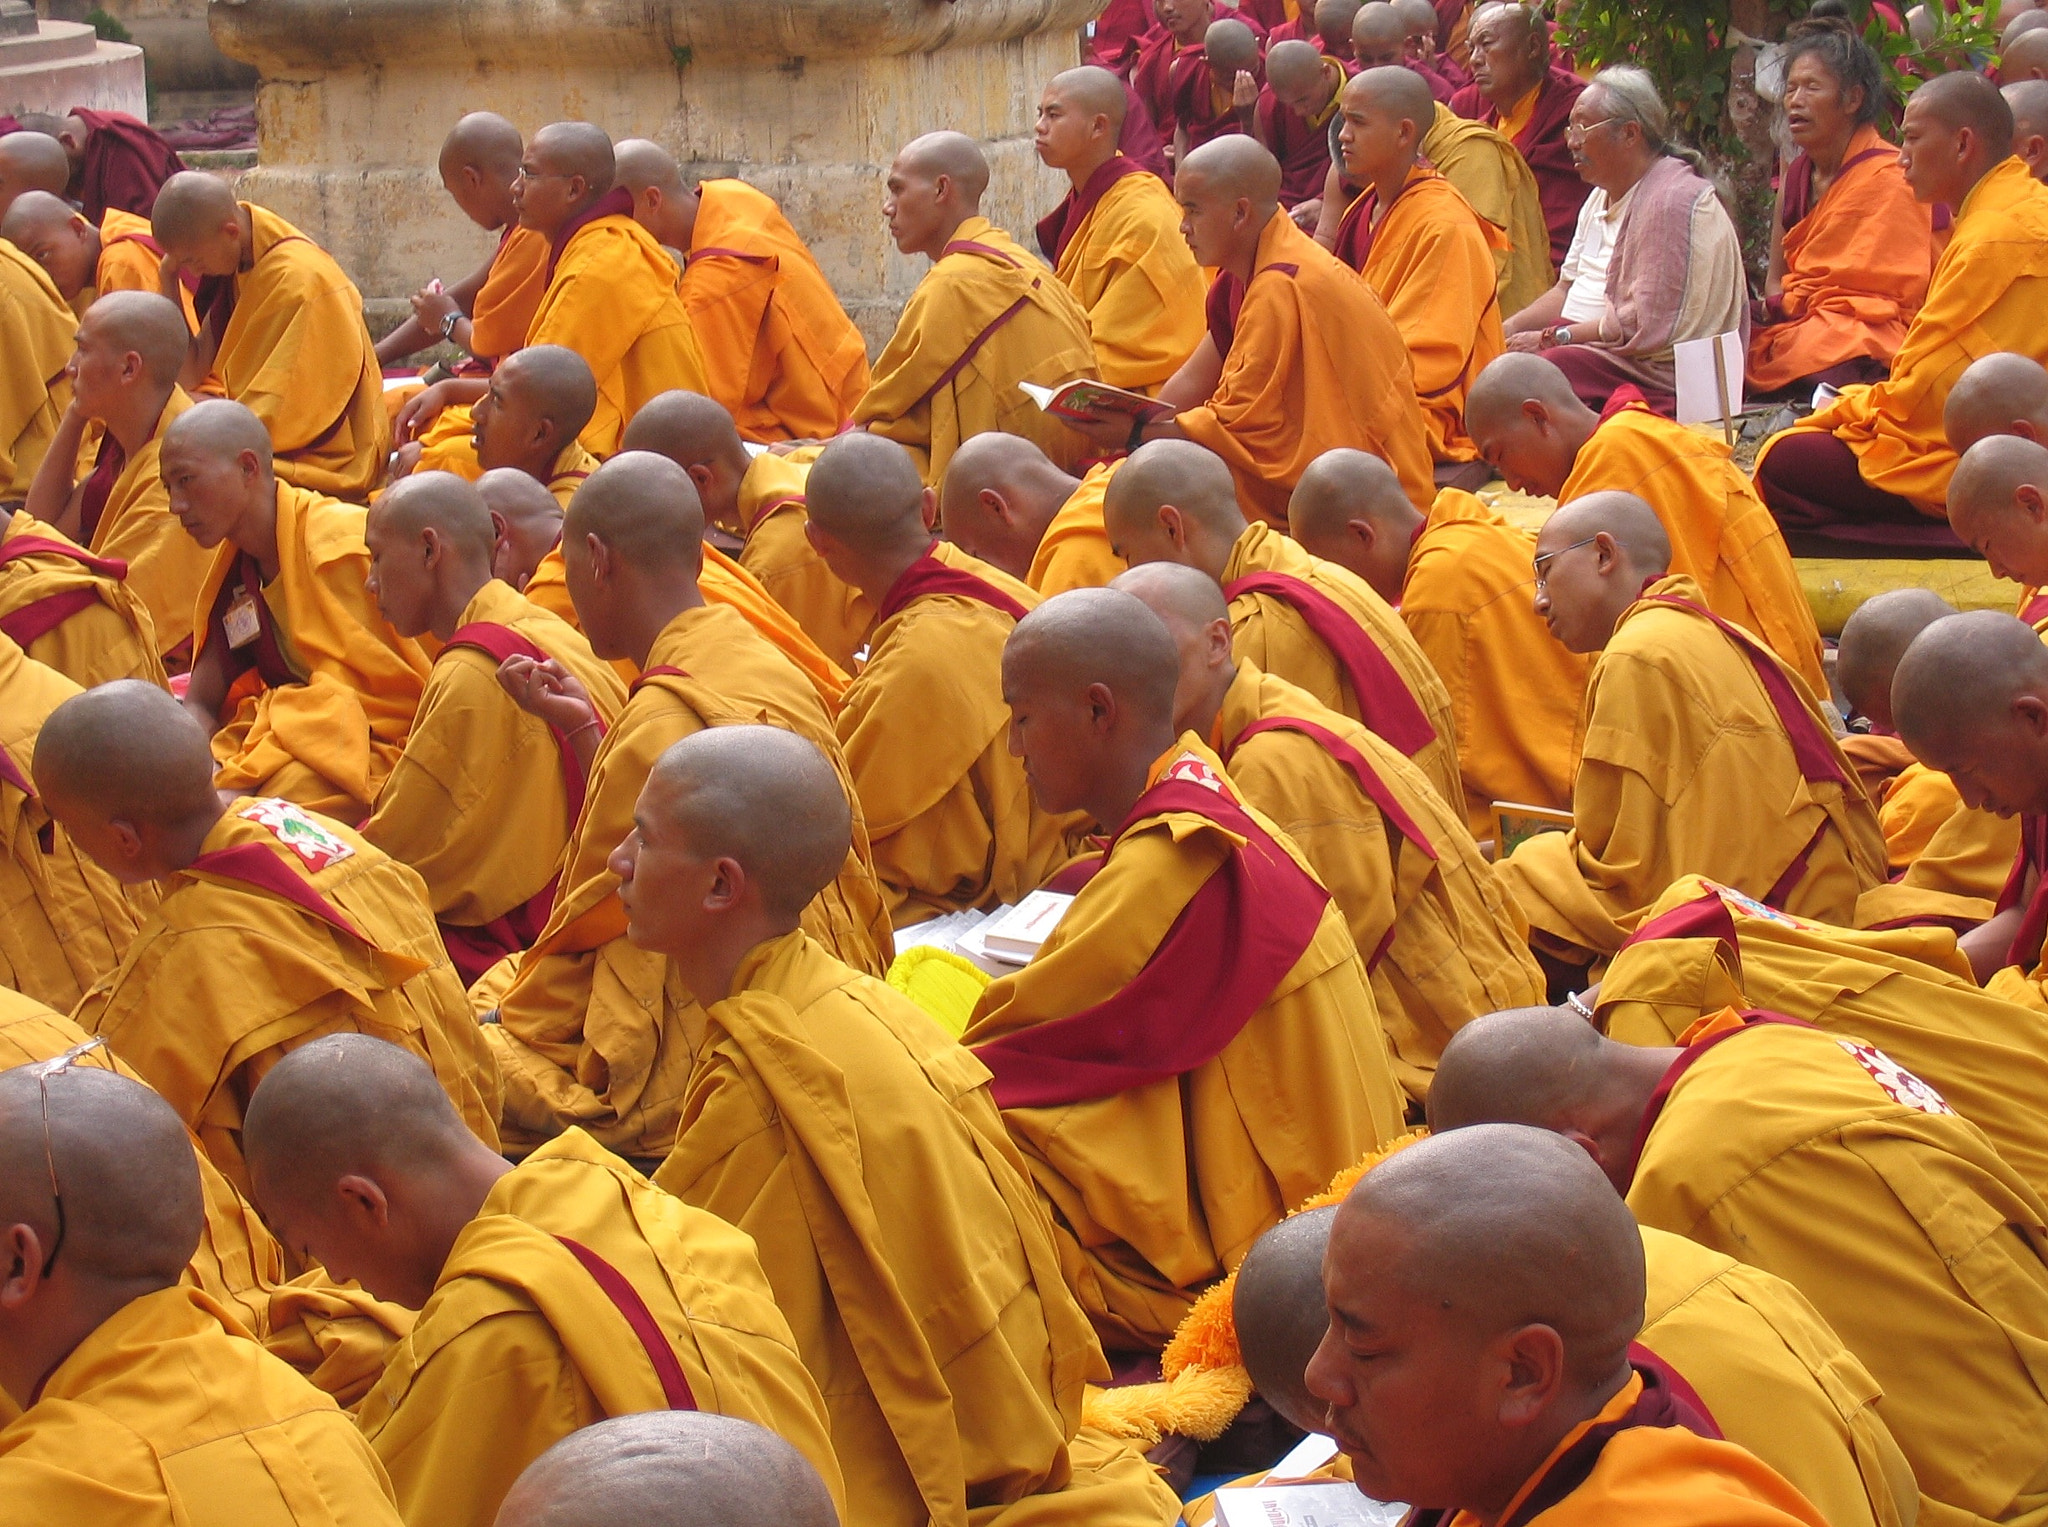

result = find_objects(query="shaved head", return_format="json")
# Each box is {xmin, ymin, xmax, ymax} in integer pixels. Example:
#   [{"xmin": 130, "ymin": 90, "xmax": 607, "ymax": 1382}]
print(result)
[
  {"xmin": 614, "ymin": 138, "xmax": 687, "ymax": 197},
  {"xmin": 2007, "ymin": 25, "xmax": 2048, "ymax": 76},
  {"xmin": 1317, "ymin": 0, "xmax": 1365, "ymax": 38},
  {"xmin": 494, "ymin": 1412, "xmax": 840, "ymax": 1527},
  {"xmin": 1354, "ymin": 0, "xmax": 1406, "ymax": 45},
  {"xmin": 1266, "ymin": 39, "xmax": 1329, "ymax": 92},
  {"xmin": 1287, "ymin": 449, "xmax": 1423, "ymax": 603},
  {"xmin": 1465, "ymin": 352, "xmax": 1585, "ymax": 435},
  {"xmin": 1235, "ymin": 1208, "xmax": 1338, "ymax": 1433},
  {"xmin": 804, "ymin": 432, "xmax": 928, "ymax": 551},
  {"xmin": 1836, "ymin": 589, "xmax": 1958, "ymax": 729},
  {"xmin": 496, "ymin": 344, "xmax": 598, "ymax": 440},
  {"xmin": 440, "ymin": 112, "xmax": 523, "ymax": 176},
  {"xmin": 371, "ymin": 470, "xmax": 498, "ymax": 565},
  {"xmin": 1894, "ymin": 609, "xmax": 2048, "ymax": 752},
  {"xmin": 32, "ymin": 679, "xmax": 217, "ymax": 830},
  {"xmin": 1912, "ymin": 70, "xmax": 2015, "ymax": 157},
  {"xmin": 1047, "ymin": 65, "xmax": 1129, "ymax": 130},
  {"xmin": 565, "ymin": 451, "xmax": 705, "ymax": 570},
  {"xmin": 0, "ymin": 130, "xmax": 70, "ymax": 208},
  {"xmin": 938, "ymin": 430, "xmax": 1066, "ymax": 511},
  {"xmin": 618, "ymin": 389, "xmax": 747, "ymax": 474},
  {"xmin": 1546, "ymin": 491, "xmax": 1672, "ymax": 575},
  {"xmin": 149, "ymin": 169, "xmax": 239, "ymax": 248},
  {"xmin": 1103, "ymin": 438, "xmax": 1247, "ymax": 555},
  {"xmin": 1111, "ymin": 560, "xmax": 1232, "ymax": 637},
  {"xmin": 1178, "ymin": 132, "xmax": 1284, "ymax": 208},
  {"xmin": 2004, "ymin": 79, "xmax": 2048, "ymax": 177},
  {"xmin": 1205, "ymin": 17, "xmax": 1261, "ymax": 70},
  {"xmin": 1349, "ymin": 62, "xmax": 1438, "ymax": 123},
  {"xmin": 937, "ymin": 433, "xmax": 1082, "ymax": 576},
  {"xmin": 1006, "ymin": 587, "xmax": 1181, "ymax": 726},
  {"xmin": 0, "ymin": 189, "xmax": 94, "ymax": 298},
  {"xmin": 531, "ymin": 122, "xmax": 616, "ymax": 192},
  {"xmin": 1426, "ymin": 1006, "xmax": 1612, "ymax": 1136},
  {"xmin": 79, "ymin": 290, "xmax": 193, "ymax": 388},
  {"xmin": 1943, "ymin": 351, "xmax": 2048, "ymax": 451},
  {"xmin": 1391, "ymin": 0, "xmax": 1439, "ymax": 34},
  {"xmin": 476, "ymin": 467, "xmax": 565, "ymax": 586},
  {"xmin": 162, "ymin": 396, "xmax": 274, "ymax": 469},
  {"xmin": 897, "ymin": 131, "xmax": 991, "ymax": 202},
  {"xmin": 1949, "ymin": 432, "xmax": 2048, "ymax": 524}
]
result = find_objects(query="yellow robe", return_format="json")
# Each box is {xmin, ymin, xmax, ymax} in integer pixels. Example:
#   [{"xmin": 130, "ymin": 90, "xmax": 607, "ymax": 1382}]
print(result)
[
  {"xmin": 0, "ymin": 1284, "xmax": 405, "ymax": 1527},
  {"xmin": 355, "ymin": 1129, "xmax": 844, "ymax": 1527},
  {"xmin": 734, "ymin": 449, "xmax": 874, "ymax": 675},
  {"xmin": 964, "ymin": 736, "xmax": 1405, "ymax": 1351},
  {"xmin": 1497, "ymin": 574, "xmax": 1884, "ymax": 962},
  {"xmin": 1223, "ymin": 519, "xmax": 1463, "ymax": 809},
  {"xmin": 1046, "ymin": 163, "xmax": 1206, "ymax": 391},
  {"xmin": 1400, "ymin": 488, "xmax": 1589, "ymax": 838},
  {"xmin": 89, "ymin": 207, "xmax": 170, "ymax": 305},
  {"xmin": 207, "ymin": 204, "xmax": 387, "ymax": 502},
  {"xmin": 486, "ymin": 602, "xmax": 890, "ymax": 1157},
  {"xmin": 0, "ymin": 236, "xmax": 77, "ymax": 500},
  {"xmin": 1213, "ymin": 661, "xmax": 1542, "ymax": 1101},
  {"xmin": 0, "ymin": 508, "xmax": 165, "ymax": 689},
  {"xmin": 682, "ymin": 179, "xmax": 871, "ymax": 441},
  {"xmin": 1420, "ymin": 103, "xmax": 1554, "ymax": 317},
  {"xmin": 1560, "ymin": 401, "xmax": 1826, "ymax": 695},
  {"xmin": 81, "ymin": 387, "xmax": 210, "ymax": 661},
  {"xmin": 527, "ymin": 209, "xmax": 708, "ymax": 457},
  {"xmin": 838, "ymin": 543, "xmax": 1079, "ymax": 925},
  {"xmin": 193, "ymin": 484, "xmax": 431, "ymax": 824},
  {"xmin": 1639, "ymin": 1225, "xmax": 1916, "ymax": 1527},
  {"xmin": 654, "ymin": 929, "xmax": 1179, "ymax": 1527},
  {"xmin": 75, "ymin": 798, "xmax": 502, "ymax": 1194},
  {"xmin": 855, "ymin": 216, "xmax": 1100, "ymax": 485},
  {"xmin": 469, "ymin": 225, "xmax": 552, "ymax": 363},
  {"xmin": 1628, "ymin": 1009, "xmax": 2048, "ymax": 1527},
  {"xmin": 1027, "ymin": 460, "xmax": 1128, "ymax": 597}
]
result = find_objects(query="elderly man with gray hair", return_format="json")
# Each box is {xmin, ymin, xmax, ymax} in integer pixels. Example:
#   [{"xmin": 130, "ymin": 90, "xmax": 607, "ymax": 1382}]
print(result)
[{"xmin": 1499, "ymin": 65, "xmax": 1747, "ymax": 415}]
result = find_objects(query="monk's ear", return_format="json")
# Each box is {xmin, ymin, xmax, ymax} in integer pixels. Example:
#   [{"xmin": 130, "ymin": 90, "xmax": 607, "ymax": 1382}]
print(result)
[
  {"xmin": 2018, "ymin": 483, "xmax": 2048, "ymax": 524},
  {"xmin": 0, "ymin": 1221, "xmax": 49, "ymax": 1307},
  {"xmin": 919, "ymin": 486, "xmax": 940, "ymax": 533},
  {"xmin": 1159, "ymin": 504, "xmax": 1189, "ymax": 549},
  {"xmin": 1345, "ymin": 517, "xmax": 1376, "ymax": 553},
  {"xmin": 1494, "ymin": 1322, "xmax": 1566, "ymax": 1427},
  {"xmin": 334, "ymin": 1173, "xmax": 392, "ymax": 1228},
  {"xmin": 106, "ymin": 817, "xmax": 146, "ymax": 865},
  {"xmin": 2012, "ymin": 693, "xmax": 2048, "ymax": 742},
  {"xmin": 977, "ymin": 486, "xmax": 1013, "ymax": 526},
  {"xmin": 118, "ymin": 347, "xmax": 146, "ymax": 386},
  {"xmin": 583, "ymin": 532, "xmax": 613, "ymax": 584},
  {"xmin": 1083, "ymin": 679, "xmax": 1120, "ymax": 730},
  {"xmin": 705, "ymin": 855, "xmax": 748, "ymax": 911},
  {"xmin": 488, "ymin": 508, "xmax": 512, "ymax": 548},
  {"xmin": 1521, "ymin": 399, "xmax": 1550, "ymax": 434},
  {"xmin": 683, "ymin": 461, "xmax": 715, "ymax": 498}
]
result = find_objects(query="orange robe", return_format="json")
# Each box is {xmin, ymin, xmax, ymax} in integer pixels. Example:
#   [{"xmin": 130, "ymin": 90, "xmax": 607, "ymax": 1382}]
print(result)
[
  {"xmin": 0, "ymin": 508, "xmax": 166, "ymax": 688},
  {"xmin": 0, "ymin": 236, "xmax": 76, "ymax": 499},
  {"xmin": 733, "ymin": 448, "xmax": 873, "ymax": 674},
  {"xmin": 1178, "ymin": 209, "xmax": 1434, "ymax": 524},
  {"xmin": 681, "ymin": 179, "xmax": 871, "ymax": 441},
  {"xmin": 1040, "ymin": 159, "xmax": 1206, "ymax": 391},
  {"xmin": 1028, "ymin": 460, "xmax": 1127, "ymax": 597},
  {"xmin": 468, "ymin": 224, "xmax": 551, "ymax": 362},
  {"xmin": 76, "ymin": 387, "xmax": 209, "ymax": 662}
]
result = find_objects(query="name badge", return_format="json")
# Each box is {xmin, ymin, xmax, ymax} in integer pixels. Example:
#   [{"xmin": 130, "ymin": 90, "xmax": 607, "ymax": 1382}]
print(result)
[{"xmin": 223, "ymin": 587, "xmax": 260, "ymax": 650}]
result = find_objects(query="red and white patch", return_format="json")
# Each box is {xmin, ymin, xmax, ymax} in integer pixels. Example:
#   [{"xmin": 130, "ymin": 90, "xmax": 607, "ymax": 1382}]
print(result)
[
  {"xmin": 1704, "ymin": 880, "xmax": 1807, "ymax": 931},
  {"xmin": 1162, "ymin": 754, "xmax": 1226, "ymax": 793},
  {"xmin": 237, "ymin": 797, "xmax": 355, "ymax": 873},
  {"xmin": 1837, "ymin": 1038, "xmax": 1955, "ymax": 1116}
]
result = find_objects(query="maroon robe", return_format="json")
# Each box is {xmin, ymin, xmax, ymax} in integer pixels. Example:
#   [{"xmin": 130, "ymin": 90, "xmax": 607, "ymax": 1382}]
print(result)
[
  {"xmin": 1451, "ymin": 62, "xmax": 1587, "ymax": 266},
  {"xmin": 70, "ymin": 109, "xmax": 186, "ymax": 224}
]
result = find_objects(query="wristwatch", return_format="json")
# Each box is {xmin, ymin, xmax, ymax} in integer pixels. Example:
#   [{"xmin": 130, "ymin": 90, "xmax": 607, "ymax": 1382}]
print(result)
[{"xmin": 439, "ymin": 309, "xmax": 462, "ymax": 342}]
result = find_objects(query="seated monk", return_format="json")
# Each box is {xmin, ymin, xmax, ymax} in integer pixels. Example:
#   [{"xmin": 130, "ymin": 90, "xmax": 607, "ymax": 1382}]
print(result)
[
  {"xmin": 33, "ymin": 680, "xmax": 500, "ymax": 1193},
  {"xmin": 22, "ymin": 291, "xmax": 206, "ymax": 661},
  {"xmin": 0, "ymin": 1063, "xmax": 407, "ymax": 1526},
  {"xmin": 1173, "ymin": 19, "xmax": 1264, "ymax": 164},
  {"xmin": 1430, "ymin": 1007, "xmax": 2048, "ymax": 1527},
  {"xmin": 1334, "ymin": 67, "xmax": 1505, "ymax": 484},
  {"xmin": 855, "ymin": 132, "xmax": 1098, "ymax": 484},
  {"xmin": 1749, "ymin": 20, "xmax": 1934, "ymax": 398},
  {"xmin": 1034, "ymin": 66, "xmax": 1207, "ymax": 392},
  {"xmin": 1501, "ymin": 68, "xmax": 1747, "ymax": 416},
  {"xmin": 165, "ymin": 401, "xmax": 429, "ymax": 825},
  {"xmin": 962, "ymin": 588, "xmax": 1404, "ymax": 1352},
  {"xmin": 477, "ymin": 468, "xmax": 564, "ymax": 592},
  {"xmin": 2008, "ymin": 78, "xmax": 2048, "ymax": 179},
  {"xmin": 2008, "ymin": 17, "xmax": 2048, "ymax": 79},
  {"xmin": 940, "ymin": 431, "xmax": 1128, "ymax": 597},
  {"xmin": 0, "ymin": 509, "xmax": 164, "ymax": 689},
  {"xmin": 1466, "ymin": 353, "xmax": 1827, "ymax": 693},
  {"xmin": 1253, "ymin": 42, "xmax": 1346, "ymax": 211},
  {"xmin": 613, "ymin": 138, "xmax": 870, "ymax": 442},
  {"xmin": 151, "ymin": 173, "xmax": 388, "ymax": 501},
  {"xmin": 0, "ymin": 128, "xmax": 70, "ymax": 221},
  {"xmin": 1354, "ymin": 2, "xmax": 1447, "ymax": 105},
  {"xmin": 631, "ymin": 727, "xmax": 1178, "ymax": 1527},
  {"xmin": 1305, "ymin": 1125, "xmax": 1844, "ymax": 1527},
  {"xmin": 1, "ymin": 189, "xmax": 172, "ymax": 315},
  {"xmin": 1115, "ymin": 560, "xmax": 1542, "ymax": 1101},
  {"xmin": 1105, "ymin": 439, "xmax": 1463, "ymax": 808},
  {"xmin": 1755, "ymin": 73, "xmax": 2048, "ymax": 552},
  {"xmin": 483, "ymin": 452, "xmax": 888, "ymax": 1157},
  {"xmin": 1944, "ymin": 350, "xmax": 2048, "ymax": 452},
  {"xmin": 1132, "ymin": 0, "xmax": 1221, "ymax": 148},
  {"xmin": 1496, "ymin": 493, "xmax": 1883, "ymax": 969},
  {"xmin": 360, "ymin": 472, "xmax": 628, "ymax": 983},
  {"xmin": 240, "ymin": 1034, "xmax": 844, "ymax": 1527},
  {"xmin": 805, "ymin": 435, "xmax": 1081, "ymax": 925},
  {"xmin": 495, "ymin": 1413, "xmax": 842, "ymax": 1527},
  {"xmin": 0, "ymin": 205, "xmax": 76, "ymax": 499},
  {"xmin": 1451, "ymin": 3, "xmax": 1586, "ymax": 264},
  {"xmin": 1287, "ymin": 449, "xmax": 1589, "ymax": 836},
  {"xmin": 13, "ymin": 108, "xmax": 184, "ymax": 222},
  {"xmin": 462, "ymin": 343, "xmax": 600, "ymax": 507},
  {"xmin": 1396, "ymin": 0, "xmax": 1471, "ymax": 93}
]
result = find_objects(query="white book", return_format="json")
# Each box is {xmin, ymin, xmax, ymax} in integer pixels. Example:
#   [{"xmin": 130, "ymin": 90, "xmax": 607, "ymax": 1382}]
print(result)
[
  {"xmin": 890, "ymin": 908, "xmax": 991, "ymax": 956},
  {"xmin": 1213, "ymin": 1482, "xmax": 1407, "ymax": 1527},
  {"xmin": 977, "ymin": 889, "xmax": 1075, "ymax": 959}
]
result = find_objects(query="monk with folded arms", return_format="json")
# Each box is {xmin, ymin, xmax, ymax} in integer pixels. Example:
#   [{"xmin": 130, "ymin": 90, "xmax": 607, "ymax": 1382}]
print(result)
[
  {"xmin": 23, "ymin": 291, "xmax": 206, "ymax": 662},
  {"xmin": 33, "ymin": 680, "xmax": 500, "ymax": 1193},
  {"xmin": 1430, "ymin": 1006, "xmax": 2048, "ymax": 1527},
  {"xmin": 0, "ymin": 506, "xmax": 164, "ymax": 690},
  {"xmin": 361, "ymin": 472, "xmax": 628, "ymax": 985},
  {"xmin": 629, "ymin": 727, "xmax": 1178, "ymax": 1527},
  {"xmin": 241, "ymin": 1034, "xmax": 843, "ymax": 1527},
  {"xmin": 151, "ymin": 172, "xmax": 388, "ymax": 502},
  {"xmin": 856, "ymin": 132, "xmax": 1098, "ymax": 484},
  {"xmin": 1115, "ymin": 561, "xmax": 1541, "ymax": 1101},
  {"xmin": 0, "ymin": 1063, "xmax": 406, "ymax": 1527},
  {"xmin": 614, "ymin": 138, "xmax": 869, "ymax": 442},
  {"xmin": 961, "ymin": 588, "xmax": 1404, "ymax": 1352},
  {"xmin": 483, "ymin": 452, "xmax": 887, "ymax": 1157},
  {"xmin": 0, "ymin": 200, "xmax": 76, "ymax": 500},
  {"xmin": 1034, "ymin": 66, "xmax": 1206, "ymax": 392},
  {"xmin": 1, "ymin": 188, "xmax": 171, "ymax": 314},
  {"xmin": 1497, "ymin": 493, "xmax": 1883, "ymax": 970},
  {"xmin": 939, "ymin": 432, "xmax": 1127, "ymax": 598},
  {"xmin": 165, "ymin": 400, "xmax": 430, "ymax": 824},
  {"xmin": 1105, "ymin": 439, "xmax": 1463, "ymax": 809}
]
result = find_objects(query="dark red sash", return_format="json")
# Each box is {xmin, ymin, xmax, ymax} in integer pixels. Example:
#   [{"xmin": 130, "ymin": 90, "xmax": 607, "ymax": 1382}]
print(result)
[
  {"xmin": 553, "ymin": 1235, "xmax": 698, "ymax": 1411},
  {"xmin": 185, "ymin": 838, "xmax": 367, "ymax": 944},
  {"xmin": 873, "ymin": 544, "xmax": 1029, "ymax": 625},
  {"xmin": 2022, "ymin": 589, "xmax": 2048, "ymax": 628},
  {"xmin": 629, "ymin": 662, "xmax": 690, "ymax": 695},
  {"xmin": 1999, "ymin": 814, "xmax": 2048, "ymax": 973},
  {"xmin": 1224, "ymin": 571, "xmax": 1436, "ymax": 757},
  {"xmin": 1617, "ymin": 888, "xmax": 1739, "ymax": 954},
  {"xmin": 78, "ymin": 433, "xmax": 128, "ymax": 548},
  {"xmin": 907, "ymin": 244, "xmax": 1046, "ymax": 414},
  {"xmin": 0, "ymin": 534, "xmax": 131, "ymax": 651},
  {"xmin": 1229, "ymin": 715, "xmax": 1436, "ymax": 861},
  {"xmin": 0, "ymin": 534, "xmax": 129, "ymax": 580},
  {"xmin": 1620, "ymin": 1010, "xmax": 1816, "ymax": 1189},
  {"xmin": 971, "ymin": 776, "xmax": 1331, "ymax": 1109},
  {"xmin": 1035, "ymin": 155, "xmax": 1150, "ymax": 263},
  {"xmin": 546, "ymin": 185, "xmax": 637, "ymax": 281}
]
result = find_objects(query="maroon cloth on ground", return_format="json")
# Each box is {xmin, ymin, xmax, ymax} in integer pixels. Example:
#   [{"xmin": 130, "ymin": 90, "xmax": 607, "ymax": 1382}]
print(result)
[
  {"xmin": 1540, "ymin": 344, "xmax": 1676, "ymax": 417},
  {"xmin": 1118, "ymin": 87, "xmax": 1172, "ymax": 178},
  {"xmin": 1755, "ymin": 430, "xmax": 1968, "ymax": 553},
  {"xmin": 1451, "ymin": 64, "xmax": 1588, "ymax": 265},
  {"xmin": 70, "ymin": 109, "xmax": 185, "ymax": 224},
  {"xmin": 185, "ymin": 841, "xmax": 368, "ymax": 944},
  {"xmin": 1037, "ymin": 155, "xmax": 1153, "ymax": 262},
  {"xmin": 1255, "ymin": 84, "xmax": 1338, "ymax": 204},
  {"xmin": 157, "ymin": 104, "xmax": 257, "ymax": 153},
  {"xmin": 872, "ymin": 543, "xmax": 1029, "ymax": 624}
]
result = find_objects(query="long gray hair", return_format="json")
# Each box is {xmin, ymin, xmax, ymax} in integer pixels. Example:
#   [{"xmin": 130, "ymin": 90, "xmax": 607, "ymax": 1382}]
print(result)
[{"xmin": 1587, "ymin": 65, "xmax": 1709, "ymax": 173}]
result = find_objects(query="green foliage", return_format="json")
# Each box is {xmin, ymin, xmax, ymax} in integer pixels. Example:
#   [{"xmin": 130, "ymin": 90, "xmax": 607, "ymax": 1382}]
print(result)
[
  {"xmin": 83, "ymin": 7, "xmax": 132, "ymax": 44},
  {"xmin": 1851, "ymin": 0, "xmax": 1998, "ymax": 95}
]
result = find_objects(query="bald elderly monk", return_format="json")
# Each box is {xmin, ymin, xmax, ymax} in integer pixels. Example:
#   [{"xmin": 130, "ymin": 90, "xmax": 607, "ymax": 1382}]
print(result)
[
  {"xmin": 1105, "ymin": 439, "xmax": 1463, "ymax": 809},
  {"xmin": 1288, "ymin": 449, "xmax": 1589, "ymax": 836},
  {"xmin": 1449, "ymin": 4, "xmax": 1587, "ymax": 266},
  {"xmin": 1091, "ymin": 136, "xmax": 1432, "ymax": 524},
  {"xmin": 1431, "ymin": 1008, "xmax": 2048, "ymax": 1527},
  {"xmin": 479, "ymin": 469, "xmax": 565, "ymax": 592},
  {"xmin": 1467, "ymin": 353, "xmax": 1826, "ymax": 694},
  {"xmin": 167, "ymin": 401, "xmax": 430, "ymax": 824},
  {"xmin": 1253, "ymin": 42, "xmax": 1346, "ymax": 210},
  {"xmin": 1334, "ymin": 67, "xmax": 1505, "ymax": 480},
  {"xmin": 360, "ymin": 473, "xmax": 628, "ymax": 983},
  {"xmin": 614, "ymin": 139, "xmax": 869, "ymax": 442},
  {"xmin": 856, "ymin": 132, "xmax": 1098, "ymax": 485},
  {"xmin": 1755, "ymin": 73, "xmax": 2048, "ymax": 551},
  {"xmin": 151, "ymin": 172, "xmax": 387, "ymax": 501},
  {"xmin": 34, "ymin": 680, "xmax": 498, "ymax": 1193},
  {"xmin": 2009, "ymin": 79, "xmax": 2048, "ymax": 180},
  {"xmin": 22, "ymin": 291, "xmax": 205, "ymax": 662},
  {"xmin": 484, "ymin": 453, "xmax": 888, "ymax": 1157},
  {"xmin": 1034, "ymin": 66, "xmax": 1207, "ymax": 392},
  {"xmin": 1498, "ymin": 493, "xmax": 1883, "ymax": 967},
  {"xmin": 0, "ymin": 209, "xmax": 76, "ymax": 500},
  {"xmin": 0, "ymin": 1063, "xmax": 406, "ymax": 1527},
  {"xmin": 963, "ymin": 588, "xmax": 1404, "ymax": 1352},
  {"xmin": 805, "ymin": 435, "xmax": 1081, "ymax": 924},
  {"xmin": 1, "ymin": 188, "xmax": 172, "ymax": 316},
  {"xmin": 241, "ymin": 1035, "xmax": 844, "ymax": 1527},
  {"xmin": 632, "ymin": 729, "xmax": 1178, "ymax": 1527},
  {"xmin": 1116, "ymin": 560, "xmax": 1541, "ymax": 1100},
  {"xmin": 0, "ymin": 508, "xmax": 164, "ymax": 690},
  {"xmin": 940, "ymin": 432, "xmax": 1127, "ymax": 598},
  {"xmin": 14, "ymin": 108, "xmax": 185, "ymax": 223}
]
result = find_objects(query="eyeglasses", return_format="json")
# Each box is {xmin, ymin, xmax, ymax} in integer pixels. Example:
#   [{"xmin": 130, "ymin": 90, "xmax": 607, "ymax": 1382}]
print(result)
[
  {"xmin": 1532, "ymin": 534, "xmax": 1601, "ymax": 588},
  {"xmin": 513, "ymin": 167, "xmax": 572, "ymax": 183},
  {"xmin": 33, "ymin": 1035, "xmax": 107, "ymax": 1275},
  {"xmin": 1564, "ymin": 117, "xmax": 1620, "ymax": 143}
]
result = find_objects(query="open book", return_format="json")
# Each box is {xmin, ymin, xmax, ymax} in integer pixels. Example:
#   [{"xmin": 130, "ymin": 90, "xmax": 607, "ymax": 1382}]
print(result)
[{"xmin": 1019, "ymin": 378, "xmax": 1178, "ymax": 425}]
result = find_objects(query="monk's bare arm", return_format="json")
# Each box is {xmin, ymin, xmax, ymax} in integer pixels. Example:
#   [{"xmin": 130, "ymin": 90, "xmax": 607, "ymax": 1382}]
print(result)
[
  {"xmin": 497, "ymin": 655, "xmax": 606, "ymax": 777},
  {"xmin": 1311, "ymin": 162, "xmax": 1349, "ymax": 249},
  {"xmin": 23, "ymin": 398, "xmax": 91, "ymax": 535},
  {"xmin": 1155, "ymin": 334, "xmax": 1225, "ymax": 411},
  {"xmin": 1960, "ymin": 902, "xmax": 2026, "ymax": 985},
  {"xmin": 395, "ymin": 377, "xmax": 490, "ymax": 444},
  {"xmin": 377, "ymin": 254, "xmax": 496, "ymax": 364},
  {"xmin": 182, "ymin": 637, "xmax": 231, "ymax": 739},
  {"xmin": 1503, "ymin": 281, "xmax": 1569, "ymax": 341}
]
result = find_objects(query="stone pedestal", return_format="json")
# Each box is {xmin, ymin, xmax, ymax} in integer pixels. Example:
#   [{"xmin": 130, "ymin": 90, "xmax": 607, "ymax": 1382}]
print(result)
[
  {"xmin": 208, "ymin": 0, "xmax": 1097, "ymax": 349},
  {"xmin": 0, "ymin": 15, "xmax": 146, "ymax": 116}
]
